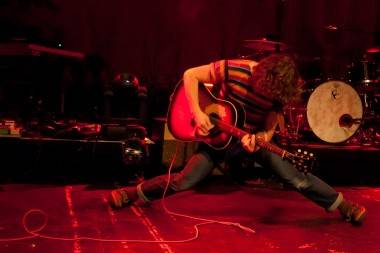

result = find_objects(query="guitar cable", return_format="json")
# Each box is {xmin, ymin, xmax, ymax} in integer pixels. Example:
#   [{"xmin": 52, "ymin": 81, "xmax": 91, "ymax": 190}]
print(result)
[{"xmin": 0, "ymin": 142, "xmax": 255, "ymax": 244}]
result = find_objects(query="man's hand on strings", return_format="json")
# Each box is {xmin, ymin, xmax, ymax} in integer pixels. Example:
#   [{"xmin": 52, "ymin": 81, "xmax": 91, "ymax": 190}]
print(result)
[{"xmin": 194, "ymin": 110, "xmax": 214, "ymax": 136}]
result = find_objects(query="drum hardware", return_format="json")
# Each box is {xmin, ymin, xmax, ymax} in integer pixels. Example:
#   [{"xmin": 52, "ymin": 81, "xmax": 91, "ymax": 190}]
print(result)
[
  {"xmin": 375, "ymin": 131, "xmax": 380, "ymax": 145},
  {"xmin": 350, "ymin": 127, "xmax": 377, "ymax": 146},
  {"xmin": 283, "ymin": 106, "xmax": 309, "ymax": 140},
  {"xmin": 360, "ymin": 92, "xmax": 380, "ymax": 114},
  {"xmin": 280, "ymin": 42, "xmax": 380, "ymax": 146},
  {"xmin": 347, "ymin": 61, "xmax": 380, "ymax": 87},
  {"xmin": 347, "ymin": 48, "xmax": 380, "ymax": 98}
]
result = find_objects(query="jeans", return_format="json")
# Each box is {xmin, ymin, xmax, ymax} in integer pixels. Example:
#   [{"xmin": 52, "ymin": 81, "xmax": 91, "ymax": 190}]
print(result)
[{"xmin": 139, "ymin": 142, "xmax": 342, "ymax": 211}]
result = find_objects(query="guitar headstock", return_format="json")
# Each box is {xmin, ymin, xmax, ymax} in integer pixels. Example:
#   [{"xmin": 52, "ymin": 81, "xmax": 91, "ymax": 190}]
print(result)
[{"xmin": 287, "ymin": 149, "xmax": 316, "ymax": 174}]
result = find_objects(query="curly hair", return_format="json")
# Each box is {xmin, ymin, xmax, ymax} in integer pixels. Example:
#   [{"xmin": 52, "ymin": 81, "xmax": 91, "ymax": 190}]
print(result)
[{"xmin": 250, "ymin": 54, "xmax": 303, "ymax": 105}]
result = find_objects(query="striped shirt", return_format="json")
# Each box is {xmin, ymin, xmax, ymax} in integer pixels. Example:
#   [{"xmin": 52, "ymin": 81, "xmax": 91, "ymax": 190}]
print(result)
[{"xmin": 211, "ymin": 59, "xmax": 278, "ymax": 131}]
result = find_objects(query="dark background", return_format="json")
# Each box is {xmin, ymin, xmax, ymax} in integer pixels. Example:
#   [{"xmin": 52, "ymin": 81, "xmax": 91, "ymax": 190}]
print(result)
[
  {"xmin": 1, "ymin": 0, "xmax": 380, "ymax": 94},
  {"xmin": 0, "ymin": 0, "xmax": 379, "ymax": 184}
]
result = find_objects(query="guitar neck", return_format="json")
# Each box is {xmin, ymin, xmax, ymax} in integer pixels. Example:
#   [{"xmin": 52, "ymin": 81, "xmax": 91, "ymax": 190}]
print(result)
[{"xmin": 211, "ymin": 117, "xmax": 288, "ymax": 158}]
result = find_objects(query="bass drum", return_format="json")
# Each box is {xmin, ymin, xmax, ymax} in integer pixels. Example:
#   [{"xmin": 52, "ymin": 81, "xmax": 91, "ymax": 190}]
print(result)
[{"xmin": 306, "ymin": 80, "xmax": 363, "ymax": 143}]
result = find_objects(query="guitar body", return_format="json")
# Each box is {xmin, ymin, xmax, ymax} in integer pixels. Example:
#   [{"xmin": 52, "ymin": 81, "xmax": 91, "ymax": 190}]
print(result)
[
  {"xmin": 167, "ymin": 80, "xmax": 316, "ymax": 173},
  {"xmin": 167, "ymin": 81, "xmax": 245, "ymax": 149}
]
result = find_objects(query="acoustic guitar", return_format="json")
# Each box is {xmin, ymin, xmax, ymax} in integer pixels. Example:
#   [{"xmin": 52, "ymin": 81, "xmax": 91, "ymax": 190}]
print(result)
[{"xmin": 167, "ymin": 81, "xmax": 315, "ymax": 173}]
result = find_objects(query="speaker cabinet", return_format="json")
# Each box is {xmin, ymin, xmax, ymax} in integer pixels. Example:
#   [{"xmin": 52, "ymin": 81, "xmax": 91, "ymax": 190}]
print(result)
[{"xmin": 151, "ymin": 118, "xmax": 198, "ymax": 170}]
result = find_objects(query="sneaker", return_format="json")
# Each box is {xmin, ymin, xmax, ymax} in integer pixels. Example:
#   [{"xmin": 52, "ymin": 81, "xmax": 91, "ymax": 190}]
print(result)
[
  {"xmin": 108, "ymin": 189, "xmax": 131, "ymax": 209},
  {"xmin": 340, "ymin": 202, "xmax": 367, "ymax": 225}
]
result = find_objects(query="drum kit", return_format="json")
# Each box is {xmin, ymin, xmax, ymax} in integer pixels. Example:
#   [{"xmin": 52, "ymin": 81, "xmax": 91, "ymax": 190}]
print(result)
[{"xmin": 240, "ymin": 38, "xmax": 380, "ymax": 146}]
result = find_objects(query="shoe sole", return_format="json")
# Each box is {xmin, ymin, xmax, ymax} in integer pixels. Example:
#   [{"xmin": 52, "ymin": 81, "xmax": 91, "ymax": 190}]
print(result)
[
  {"xmin": 352, "ymin": 209, "xmax": 367, "ymax": 224},
  {"xmin": 108, "ymin": 190, "xmax": 130, "ymax": 209}
]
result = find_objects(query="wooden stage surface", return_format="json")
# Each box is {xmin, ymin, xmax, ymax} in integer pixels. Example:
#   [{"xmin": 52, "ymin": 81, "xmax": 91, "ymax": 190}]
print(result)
[{"xmin": 0, "ymin": 177, "xmax": 379, "ymax": 253}]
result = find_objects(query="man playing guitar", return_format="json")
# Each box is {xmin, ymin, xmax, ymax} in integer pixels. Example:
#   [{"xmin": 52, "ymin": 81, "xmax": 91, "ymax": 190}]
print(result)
[{"xmin": 108, "ymin": 54, "xmax": 366, "ymax": 225}]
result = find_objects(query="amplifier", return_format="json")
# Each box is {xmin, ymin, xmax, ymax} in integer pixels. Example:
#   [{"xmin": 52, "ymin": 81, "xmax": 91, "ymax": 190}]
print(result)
[
  {"xmin": 0, "ymin": 135, "xmax": 142, "ymax": 182},
  {"xmin": 151, "ymin": 118, "xmax": 198, "ymax": 170}
]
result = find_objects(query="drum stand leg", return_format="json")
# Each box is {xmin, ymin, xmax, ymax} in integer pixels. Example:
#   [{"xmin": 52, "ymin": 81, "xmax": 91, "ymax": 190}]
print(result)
[{"xmin": 359, "ymin": 128, "xmax": 375, "ymax": 146}]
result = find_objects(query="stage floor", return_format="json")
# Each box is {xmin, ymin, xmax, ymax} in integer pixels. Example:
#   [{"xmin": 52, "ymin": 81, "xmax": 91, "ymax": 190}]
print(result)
[{"xmin": 0, "ymin": 177, "xmax": 379, "ymax": 253}]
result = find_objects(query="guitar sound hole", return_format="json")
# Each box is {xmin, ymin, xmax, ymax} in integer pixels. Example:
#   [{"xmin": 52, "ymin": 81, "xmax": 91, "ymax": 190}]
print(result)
[{"xmin": 209, "ymin": 113, "xmax": 222, "ymax": 137}]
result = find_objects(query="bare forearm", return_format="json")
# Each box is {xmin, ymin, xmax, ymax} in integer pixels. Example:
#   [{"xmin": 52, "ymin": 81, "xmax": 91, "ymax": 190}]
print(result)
[
  {"xmin": 182, "ymin": 64, "xmax": 215, "ymax": 135},
  {"xmin": 183, "ymin": 69, "xmax": 202, "ymax": 115},
  {"xmin": 183, "ymin": 64, "xmax": 214, "ymax": 115}
]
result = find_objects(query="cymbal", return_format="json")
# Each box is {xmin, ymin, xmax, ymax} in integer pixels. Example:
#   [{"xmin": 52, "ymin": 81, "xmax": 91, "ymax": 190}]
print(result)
[
  {"xmin": 307, "ymin": 81, "xmax": 363, "ymax": 143},
  {"xmin": 242, "ymin": 38, "xmax": 288, "ymax": 52},
  {"xmin": 366, "ymin": 46, "xmax": 380, "ymax": 53}
]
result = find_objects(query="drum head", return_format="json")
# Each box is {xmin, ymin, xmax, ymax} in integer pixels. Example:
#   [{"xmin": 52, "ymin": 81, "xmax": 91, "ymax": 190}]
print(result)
[{"xmin": 306, "ymin": 80, "xmax": 363, "ymax": 143}]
